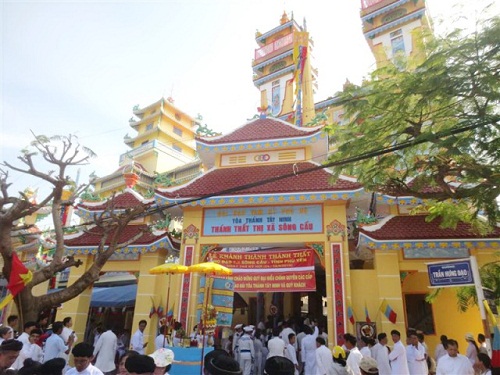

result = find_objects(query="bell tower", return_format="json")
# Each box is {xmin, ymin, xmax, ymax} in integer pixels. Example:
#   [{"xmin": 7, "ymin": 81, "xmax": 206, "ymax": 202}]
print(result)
[
  {"xmin": 252, "ymin": 12, "xmax": 317, "ymax": 126},
  {"xmin": 360, "ymin": 0, "xmax": 432, "ymax": 68}
]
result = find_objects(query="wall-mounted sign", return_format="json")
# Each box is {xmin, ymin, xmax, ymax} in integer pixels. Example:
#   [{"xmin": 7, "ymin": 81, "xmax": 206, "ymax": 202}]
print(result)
[
  {"xmin": 202, "ymin": 204, "xmax": 323, "ymax": 236},
  {"xmin": 427, "ymin": 260, "xmax": 474, "ymax": 287},
  {"xmin": 211, "ymin": 249, "xmax": 316, "ymax": 292}
]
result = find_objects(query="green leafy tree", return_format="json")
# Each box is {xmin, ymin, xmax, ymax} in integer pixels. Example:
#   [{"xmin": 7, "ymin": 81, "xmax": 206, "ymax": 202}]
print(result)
[
  {"xmin": 325, "ymin": 14, "xmax": 500, "ymax": 230},
  {"xmin": 0, "ymin": 134, "xmax": 148, "ymax": 323}
]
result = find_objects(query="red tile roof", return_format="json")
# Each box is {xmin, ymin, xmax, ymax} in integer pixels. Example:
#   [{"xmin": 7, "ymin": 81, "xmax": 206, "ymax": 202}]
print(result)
[
  {"xmin": 78, "ymin": 191, "xmax": 153, "ymax": 211},
  {"xmin": 64, "ymin": 224, "xmax": 178, "ymax": 249},
  {"xmin": 197, "ymin": 117, "xmax": 322, "ymax": 145},
  {"xmin": 157, "ymin": 162, "xmax": 362, "ymax": 198},
  {"xmin": 360, "ymin": 215, "xmax": 500, "ymax": 240}
]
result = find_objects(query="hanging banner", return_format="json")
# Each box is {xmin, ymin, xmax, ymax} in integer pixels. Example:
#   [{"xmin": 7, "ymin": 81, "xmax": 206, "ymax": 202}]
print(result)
[
  {"xmin": 211, "ymin": 249, "xmax": 316, "ymax": 292},
  {"xmin": 196, "ymin": 277, "xmax": 235, "ymax": 327}
]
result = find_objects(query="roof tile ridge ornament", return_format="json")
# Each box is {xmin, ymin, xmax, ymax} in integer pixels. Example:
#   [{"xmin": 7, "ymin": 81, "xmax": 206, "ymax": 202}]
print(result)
[
  {"xmin": 258, "ymin": 105, "xmax": 271, "ymax": 119},
  {"xmin": 280, "ymin": 11, "xmax": 289, "ymax": 25},
  {"xmin": 123, "ymin": 187, "xmax": 151, "ymax": 203},
  {"xmin": 358, "ymin": 215, "xmax": 395, "ymax": 232},
  {"xmin": 156, "ymin": 165, "xmax": 217, "ymax": 194}
]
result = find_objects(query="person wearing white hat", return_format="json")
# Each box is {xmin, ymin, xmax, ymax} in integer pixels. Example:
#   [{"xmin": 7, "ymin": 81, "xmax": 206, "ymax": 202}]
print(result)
[
  {"xmin": 149, "ymin": 348, "xmax": 174, "ymax": 375},
  {"xmin": 464, "ymin": 333, "xmax": 479, "ymax": 365},
  {"xmin": 233, "ymin": 324, "xmax": 244, "ymax": 363},
  {"xmin": 239, "ymin": 326, "xmax": 255, "ymax": 375}
]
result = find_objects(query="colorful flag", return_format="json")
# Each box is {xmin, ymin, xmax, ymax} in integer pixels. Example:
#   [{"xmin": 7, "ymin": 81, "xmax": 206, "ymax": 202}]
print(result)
[
  {"xmin": 364, "ymin": 302, "xmax": 371, "ymax": 323},
  {"xmin": 347, "ymin": 305, "xmax": 355, "ymax": 325},
  {"xmin": 149, "ymin": 297, "xmax": 156, "ymax": 318},
  {"xmin": 156, "ymin": 305, "xmax": 164, "ymax": 318},
  {"xmin": 166, "ymin": 307, "xmax": 174, "ymax": 322},
  {"xmin": 483, "ymin": 300, "xmax": 497, "ymax": 325},
  {"xmin": 380, "ymin": 299, "xmax": 397, "ymax": 324},
  {"xmin": 0, "ymin": 253, "xmax": 33, "ymax": 309}
]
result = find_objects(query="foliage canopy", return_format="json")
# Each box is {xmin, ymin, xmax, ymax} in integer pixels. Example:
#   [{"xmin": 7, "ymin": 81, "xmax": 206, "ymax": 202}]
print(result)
[{"xmin": 325, "ymin": 15, "xmax": 500, "ymax": 230}]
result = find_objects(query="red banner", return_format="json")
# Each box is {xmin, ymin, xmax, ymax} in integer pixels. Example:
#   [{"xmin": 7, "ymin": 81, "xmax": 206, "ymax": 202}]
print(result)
[{"xmin": 211, "ymin": 249, "xmax": 316, "ymax": 292}]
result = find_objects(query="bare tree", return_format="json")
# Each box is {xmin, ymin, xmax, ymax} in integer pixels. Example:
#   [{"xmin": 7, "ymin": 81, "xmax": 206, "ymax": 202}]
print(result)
[{"xmin": 0, "ymin": 134, "xmax": 146, "ymax": 323}]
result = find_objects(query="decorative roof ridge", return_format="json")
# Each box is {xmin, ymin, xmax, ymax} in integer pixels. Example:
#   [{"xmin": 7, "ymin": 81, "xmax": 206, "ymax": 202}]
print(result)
[
  {"xmin": 63, "ymin": 231, "xmax": 85, "ymax": 240},
  {"xmin": 358, "ymin": 215, "xmax": 396, "ymax": 232},
  {"xmin": 163, "ymin": 159, "xmax": 202, "ymax": 174},
  {"xmin": 256, "ymin": 19, "xmax": 300, "ymax": 44},
  {"xmin": 78, "ymin": 188, "xmax": 153, "ymax": 209},
  {"xmin": 364, "ymin": 8, "xmax": 426, "ymax": 38},
  {"xmin": 133, "ymin": 97, "xmax": 195, "ymax": 121},
  {"xmin": 361, "ymin": 0, "xmax": 410, "ymax": 22},
  {"xmin": 156, "ymin": 165, "xmax": 217, "ymax": 194},
  {"xmin": 299, "ymin": 161, "xmax": 356, "ymax": 182},
  {"xmin": 196, "ymin": 117, "xmax": 323, "ymax": 145},
  {"xmin": 93, "ymin": 164, "xmax": 154, "ymax": 183},
  {"xmin": 125, "ymin": 187, "xmax": 154, "ymax": 204}
]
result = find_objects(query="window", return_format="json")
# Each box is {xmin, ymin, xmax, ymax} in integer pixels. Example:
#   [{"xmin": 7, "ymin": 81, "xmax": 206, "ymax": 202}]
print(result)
[
  {"xmin": 146, "ymin": 123, "xmax": 153, "ymax": 131},
  {"xmin": 404, "ymin": 294, "xmax": 435, "ymax": 334},
  {"xmin": 390, "ymin": 29, "xmax": 405, "ymax": 56},
  {"xmin": 173, "ymin": 144, "xmax": 182, "ymax": 153},
  {"xmin": 173, "ymin": 126, "xmax": 183, "ymax": 137},
  {"xmin": 272, "ymin": 80, "xmax": 281, "ymax": 116}
]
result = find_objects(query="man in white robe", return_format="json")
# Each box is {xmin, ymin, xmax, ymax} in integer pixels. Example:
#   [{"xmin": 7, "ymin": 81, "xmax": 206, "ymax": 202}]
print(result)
[
  {"xmin": 316, "ymin": 337, "xmax": 335, "ymax": 375},
  {"xmin": 406, "ymin": 331, "xmax": 428, "ymax": 375},
  {"xmin": 268, "ymin": 328, "xmax": 286, "ymax": 359},
  {"xmin": 301, "ymin": 324, "xmax": 319, "ymax": 375},
  {"xmin": 436, "ymin": 339, "xmax": 474, "ymax": 375},
  {"xmin": 93, "ymin": 327, "xmax": 118, "ymax": 375},
  {"xmin": 345, "ymin": 334, "xmax": 362, "ymax": 375},
  {"xmin": 370, "ymin": 333, "xmax": 391, "ymax": 375},
  {"xmin": 130, "ymin": 320, "xmax": 147, "ymax": 354},
  {"xmin": 388, "ymin": 330, "xmax": 409, "ymax": 375},
  {"xmin": 285, "ymin": 333, "xmax": 299, "ymax": 375}
]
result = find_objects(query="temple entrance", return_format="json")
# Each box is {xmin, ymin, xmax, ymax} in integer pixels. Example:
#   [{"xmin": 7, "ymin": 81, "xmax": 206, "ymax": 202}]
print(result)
[{"xmin": 206, "ymin": 246, "xmax": 327, "ymax": 332}]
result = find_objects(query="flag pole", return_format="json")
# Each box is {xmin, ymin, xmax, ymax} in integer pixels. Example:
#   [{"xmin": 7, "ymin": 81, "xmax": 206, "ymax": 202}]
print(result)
[{"xmin": 163, "ymin": 273, "xmax": 171, "ymax": 348}]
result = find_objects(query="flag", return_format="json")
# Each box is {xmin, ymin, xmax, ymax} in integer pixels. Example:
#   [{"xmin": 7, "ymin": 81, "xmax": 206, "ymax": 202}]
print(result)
[
  {"xmin": 149, "ymin": 297, "xmax": 156, "ymax": 318},
  {"xmin": 0, "ymin": 253, "xmax": 33, "ymax": 309},
  {"xmin": 380, "ymin": 299, "xmax": 397, "ymax": 324},
  {"xmin": 156, "ymin": 305, "xmax": 164, "ymax": 318},
  {"xmin": 166, "ymin": 307, "xmax": 174, "ymax": 322},
  {"xmin": 364, "ymin": 302, "xmax": 371, "ymax": 323},
  {"xmin": 483, "ymin": 300, "xmax": 497, "ymax": 325},
  {"xmin": 347, "ymin": 305, "xmax": 355, "ymax": 325}
]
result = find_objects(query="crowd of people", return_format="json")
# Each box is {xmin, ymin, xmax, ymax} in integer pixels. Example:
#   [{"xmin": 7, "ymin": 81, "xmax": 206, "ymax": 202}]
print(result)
[
  {"xmin": 0, "ymin": 315, "xmax": 174, "ymax": 375},
  {"xmin": 0, "ymin": 313, "xmax": 497, "ymax": 375},
  {"xmin": 222, "ymin": 316, "xmax": 497, "ymax": 375}
]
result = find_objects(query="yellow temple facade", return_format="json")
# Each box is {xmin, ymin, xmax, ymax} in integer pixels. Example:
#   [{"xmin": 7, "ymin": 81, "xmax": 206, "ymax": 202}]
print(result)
[{"xmin": 13, "ymin": 0, "xmax": 497, "ymax": 361}]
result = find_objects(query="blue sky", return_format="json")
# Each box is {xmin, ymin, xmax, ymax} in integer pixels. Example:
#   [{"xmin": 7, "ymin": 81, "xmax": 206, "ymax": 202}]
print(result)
[{"xmin": 1, "ymin": 0, "xmax": 497, "ymax": 194}]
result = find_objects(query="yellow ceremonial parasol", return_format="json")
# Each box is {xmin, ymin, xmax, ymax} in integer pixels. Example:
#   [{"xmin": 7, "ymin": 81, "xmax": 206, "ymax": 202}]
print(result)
[
  {"xmin": 150, "ymin": 263, "xmax": 189, "ymax": 275},
  {"xmin": 187, "ymin": 261, "xmax": 232, "ymax": 374},
  {"xmin": 187, "ymin": 261, "xmax": 233, "ymax": 276},
  {"xmin": 149, "ymin": 262, "xmax": 190, "ymax": 347}
]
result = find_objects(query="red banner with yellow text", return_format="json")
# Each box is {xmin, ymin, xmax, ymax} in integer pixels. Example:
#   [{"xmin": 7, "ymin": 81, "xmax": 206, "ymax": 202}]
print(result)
[{"xmin": 211, "ymin": 249, "xmax": 316, "ymax": 292}]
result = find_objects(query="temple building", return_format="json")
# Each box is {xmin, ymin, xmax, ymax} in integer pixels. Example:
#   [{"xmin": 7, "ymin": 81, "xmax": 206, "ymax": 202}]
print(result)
[
  {"xmin": 93, "ymin": 97, "xmax": 201, "ymax": 198},
  {"xmin": 29, "ymin": 0, "xmax": 500, "ymax": 359}
]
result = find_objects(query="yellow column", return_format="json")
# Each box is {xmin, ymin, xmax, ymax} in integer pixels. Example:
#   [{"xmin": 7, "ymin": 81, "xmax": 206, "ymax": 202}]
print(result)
[
  {"xmin": 56, "ymin": 255, "xmax": 93, "ymax": 342},
  {"xmin": 374, "ymin": 250, "xmax": 406, "ymax": 339},
  {"xmin": 130, "ymin": 250, "xmax": 167, "ymax": 355}
]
